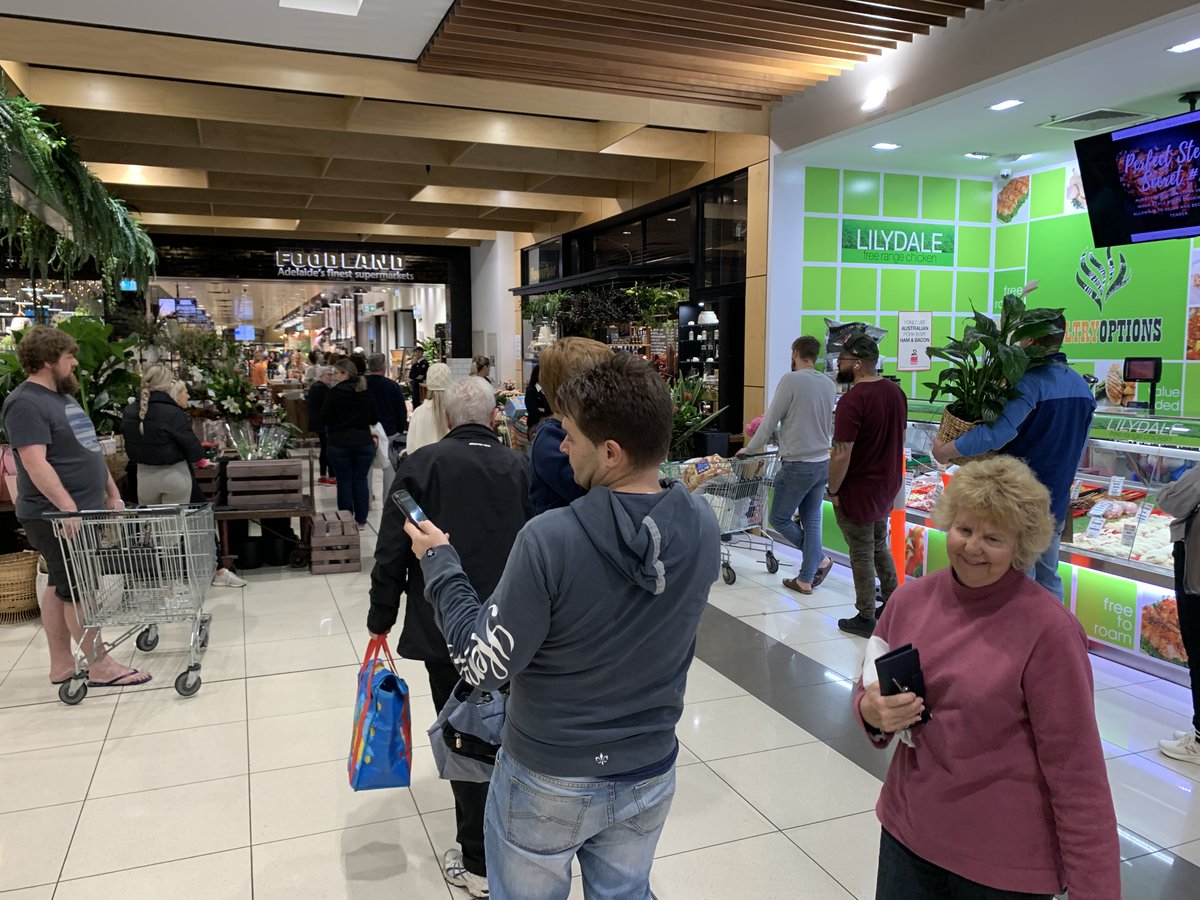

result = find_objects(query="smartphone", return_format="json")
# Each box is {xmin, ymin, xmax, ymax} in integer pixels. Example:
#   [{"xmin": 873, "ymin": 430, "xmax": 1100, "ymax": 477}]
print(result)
[{"xmin": 391, "ymin": 489, "xmax": 429, "ymax": 526}]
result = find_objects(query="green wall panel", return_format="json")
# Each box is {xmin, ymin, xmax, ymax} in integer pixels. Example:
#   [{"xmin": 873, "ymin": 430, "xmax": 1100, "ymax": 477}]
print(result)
[
  {"xmin": 801, "ymin": 314, "xmax": 831, "ymax": 339},
  {"xmin": 919, "ymin": 270, "xmax": 954, "ymax": 312},
  {"xmin": 922, "ymin": 177, "xmax": 958, "ymax": 220},
  {"xmin": 994, "ymin": 223, "xmax": 1028, "ymax": 270},
  {"xmin": 883, "ymin": 173, "xmax": 920, "ymax": 219},
  {"xmin": 956, "ymin": 225, "xmax": 992, "ymax": 269},
  {"xmin": 802, "ymin": 266, "xmax": 838, "ymax": 309},
  {"xmin": 1030, "ymin": 168, "xmax": 1066, "ymax": 220},
  {"xmin": 959, "ymin": 179, "xmax": 993, "ymax": 224},
  {"xmin": 839, "ymin": 268, "xmax": 878, "ymax": 311},
  {"xmin": 956, "ymin": 271, "xmax": 990, "ymax": 312},
  {"xmin": 822, "ymin": 502, "xmax": 849, "ymax": 555},
  {"xmin": 880, "ymin": 268, "xmax": 918, "ymax": 312},
  {"xmin": 992, "ymin": 269, "xmax": 1027, "ymax": 313},
  {"xmin": 805, "ymin": 167, "xmax": 841, "ymax": 214},
  {"xmin": 804, "ymin": 217, "xmax": 839, "ymax": 263},
  {"xmin": 844, "ymin": 171, "xmax": 882, "ymax": 217}
]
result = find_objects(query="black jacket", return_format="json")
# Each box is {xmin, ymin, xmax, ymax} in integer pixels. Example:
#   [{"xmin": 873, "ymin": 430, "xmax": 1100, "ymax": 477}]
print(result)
[
  {"xmin": 323, "ymin": 380, "xmax": 378, "ymax": 447},
  {"xmin": 366, "ymin": 374, "xmax": 408, "ymax": 436},
  {"xmin": 307, "ymin": 380, "xmax": 331, "ymax": 432},
  {"xmin": 121, "ymin": 392, "xmax": 204, "ymax": 467},
  {"xmin": 525, "ymin": 363, "xmax": 551, "ymax": 433},
  {"xmin": 367, "ymin": 423, "xmax": 534, "ymax": 659}
]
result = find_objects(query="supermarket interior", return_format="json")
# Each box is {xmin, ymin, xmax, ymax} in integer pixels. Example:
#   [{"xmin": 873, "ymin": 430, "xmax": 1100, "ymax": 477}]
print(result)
[{"xmin": 4, "ymin": 1, "xmax": 1200, "ymax": 898}]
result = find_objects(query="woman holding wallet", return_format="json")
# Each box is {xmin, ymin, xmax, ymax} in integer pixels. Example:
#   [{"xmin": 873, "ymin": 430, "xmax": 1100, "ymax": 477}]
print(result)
[{"xmin": 855, "ymin": 456, "xmax": 1119, "ymax": 900}]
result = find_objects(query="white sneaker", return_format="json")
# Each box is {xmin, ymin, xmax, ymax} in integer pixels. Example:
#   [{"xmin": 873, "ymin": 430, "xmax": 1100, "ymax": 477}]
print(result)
[
  {"xmin": 211, "ymin": 569, "xmax": 247, "ymax": 588},
  {"xmin": 442, "ymin": 849, "xmax": 489, "ymax": 897},
  {"xmin": 1159, "ymin": 731, "xmax": 1200, "ymax": 765}
]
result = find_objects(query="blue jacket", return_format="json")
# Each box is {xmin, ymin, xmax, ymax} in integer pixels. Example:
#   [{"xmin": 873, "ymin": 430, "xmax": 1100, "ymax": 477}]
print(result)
[
  {"xmin": 954, "ymin": 354, "xmax": 1095, "ymax": 523},
  {"xmin": 528, "ymin": 417, "xmax": 586, "ymax": 514}
]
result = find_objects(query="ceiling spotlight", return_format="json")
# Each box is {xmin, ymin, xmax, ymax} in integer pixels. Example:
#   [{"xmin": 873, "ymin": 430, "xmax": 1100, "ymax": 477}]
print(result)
[
  {"xmin": 871, "ymin": 142, "xmax": 901, "ymax": 151},
  {"xmin": 963, "ymin": 152, "xmax": 992, "ymax": 160},
  {"xmin": 861, "ymin": 79, "xmax": 889, "ymax": 113},
  {"xmin": 989, "ymin": 100, "xmax": 1024, "ymax": 111},
  {"xmin": 1167, "ymin": 37, "xmax": 1200, "ymax": 53}
]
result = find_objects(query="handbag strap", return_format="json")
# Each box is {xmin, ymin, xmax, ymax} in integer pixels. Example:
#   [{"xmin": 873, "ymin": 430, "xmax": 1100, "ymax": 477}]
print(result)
[{"xmin": 353, "ymin": 635, "xmax": 401, "ymax": 755}]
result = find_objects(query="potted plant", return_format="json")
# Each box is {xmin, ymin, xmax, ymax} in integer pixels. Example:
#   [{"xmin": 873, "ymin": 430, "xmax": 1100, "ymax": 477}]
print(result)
[
  {"xmin": 625, "ymin": 283, "xmax": 686, "ymax": 328},
  {"xmin": 925, "ymin": 292, "xmax": 1064, "ymax": 449},
  {"xmin": 670, "ymin": 374, "xmax": 727, "ymax": 459}
]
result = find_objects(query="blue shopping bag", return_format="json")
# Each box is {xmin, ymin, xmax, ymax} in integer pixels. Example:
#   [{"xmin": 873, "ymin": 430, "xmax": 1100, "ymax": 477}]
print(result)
[{"xmin": 348, "ymin": 636, "xmax": 413, "ymax": 791}]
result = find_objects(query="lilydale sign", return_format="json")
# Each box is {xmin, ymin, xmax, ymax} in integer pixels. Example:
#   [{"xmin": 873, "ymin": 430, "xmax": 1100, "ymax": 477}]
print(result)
[{"xmin": 841, "ymin": 219, "xmax": 956, "ymax": 267}]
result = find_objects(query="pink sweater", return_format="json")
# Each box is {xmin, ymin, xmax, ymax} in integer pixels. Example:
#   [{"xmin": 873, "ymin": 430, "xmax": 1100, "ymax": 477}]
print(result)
[{"xmin": 855, "ymin": 567, "xmax": 1120, "ymax": 898}]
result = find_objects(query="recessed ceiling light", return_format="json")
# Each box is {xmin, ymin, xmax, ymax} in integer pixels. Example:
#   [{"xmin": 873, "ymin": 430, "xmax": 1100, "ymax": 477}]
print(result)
[
  {"xmin": 963, "ymin": 152, "xmax": 992, "ymax": 160},
  {"xmin": 861, "ymin": 79, "xmax": 889, "ymax": 112},
  {"xmin": 278, "ymin": 0, "xmax": 363, "ymax": 16},
  {"xmin": 871, "ymin": 142, "xmax": 901, "ymax": 151},
  {"xmin": 1167, "ymin": 37, "xmax": 1200, "ymax": 53},
  {"xmin": 989, "ymin": 100, "xmax": 1024, "ymax": 111},
  {"xmin": 666, "ymin": 218, "xmax": 677, "ymax": 222}
]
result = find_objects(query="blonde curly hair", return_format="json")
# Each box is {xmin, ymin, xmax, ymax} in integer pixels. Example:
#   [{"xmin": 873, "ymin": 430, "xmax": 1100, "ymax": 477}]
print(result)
[{"xmin": 931, "ymin": 456, "xmax": 1056, "ymax": 572}]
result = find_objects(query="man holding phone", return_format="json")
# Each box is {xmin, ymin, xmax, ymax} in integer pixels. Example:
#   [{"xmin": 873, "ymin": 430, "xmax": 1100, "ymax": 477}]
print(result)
[
  {"xmin": 404, "ymin": 354, "xmax": 720, "ymax": 900},
  {"xmin": 367, "ymin": 375, "xmax": 533, "ymax": 898}
]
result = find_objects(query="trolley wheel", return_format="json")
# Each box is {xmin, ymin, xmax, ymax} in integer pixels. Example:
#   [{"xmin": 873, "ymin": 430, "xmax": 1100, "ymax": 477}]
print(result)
[
  {"xmin": 135, "ymin": 626, "xmax": 159, "ymax": 653},
  {"xmin": 59, "ymin": 680, "xmax": 87, "ymax": 705},
  {"xmin": 722, "ymin": 564, "xmax": 737, "ymax": 585},
  {"xmin": 175, "ymin": 669, "xmax": 202, "ymax": 697},
  {"xmin": 765, "ymin": 552, "xmax": 779, "ymax": 574},
  {"xmin": 289, "ymin": 548, "xmax": 309, "ymax": 569}
]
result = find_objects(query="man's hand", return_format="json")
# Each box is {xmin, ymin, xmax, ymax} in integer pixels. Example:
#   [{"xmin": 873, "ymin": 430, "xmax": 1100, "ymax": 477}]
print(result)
[
  {"xmin": 735, "ymin": 448, "xmax": 747, "ymax": 458},
  {"xmin": 105, "ymin": 494, "xmax": 125, "ymax": 512},
  {"xmin": 931, "ymin": 440, "xmax": 956, "ymax": 466},
  {"xmin": 860, "ymin": 681, "xmax": 925, "ymax": 733},
  {"xmin": 404, "ymin": 518, "xmax": 450, "ymax": 558}
]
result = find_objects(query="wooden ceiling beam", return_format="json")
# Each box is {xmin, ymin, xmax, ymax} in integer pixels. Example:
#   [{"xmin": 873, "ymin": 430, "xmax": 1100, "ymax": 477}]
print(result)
[{"xmin": 737, "ymin": 0, "xmax": 943, "ymax": 30}]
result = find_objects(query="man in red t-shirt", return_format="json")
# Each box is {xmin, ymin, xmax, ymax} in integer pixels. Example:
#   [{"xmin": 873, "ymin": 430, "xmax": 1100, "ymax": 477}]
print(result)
[{"xmin": 826, "ymin": 335, "xmax": 907, "ymax": 638}]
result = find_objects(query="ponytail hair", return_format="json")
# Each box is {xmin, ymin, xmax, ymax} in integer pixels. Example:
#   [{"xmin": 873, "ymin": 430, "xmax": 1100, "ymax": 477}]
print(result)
[
  {"xmin": 138, "ymin": 364, "xmax": 176, "ymax": 434},
  {"xmin": 332, "ymin": 358, "xmax": 365, "ymax": 391}
]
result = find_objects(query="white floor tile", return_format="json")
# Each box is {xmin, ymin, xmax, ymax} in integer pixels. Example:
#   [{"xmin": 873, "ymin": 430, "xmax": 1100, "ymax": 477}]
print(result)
[
  {"xmin": 123, "ymin": 646, "xmax": 246, "ymax": 692},
  {"xmin": 10, "ymin": 635, "xmax": 135, "ymax": 672},
  {"xmin": 1093, "ymin": 688, "xmax": 1192, "ymax": 753},
  {"xmin": 654, "ymin": 763, "xmax": 774, "ymax": 857},
  {"xmin": 250, "ymin": 817, "xmax": 452, "ymax": 900},
  {"xmin": 243, "ymin": 608, "xmax": 347, "ymax": 645},
  {"xmin": 0, "ymin": 886, "xmax": 55, "ymax": 900},
  {"xmin": 683, "ymin": 659, "xmax": 748, "ymax": 705},
  {"xmin": 53, "ymin": 848, "xmax": 252, "ymax": 900},
  {"xmin": 0, "ymin": 803, "xmax": 81, "ymax": 891},
  {"xmin": 790, "ymin": 639, "xmax": 868, "ymax": 681},
  {"xmin": 0, "ymin": 741, "xmax": 103, "ymax": 814},
  {"xmin": 708, "ymin": 587, "xmax": 805, "ymax": 619},
  {"xmin": 408, "ymin": 745, "xmax": 456, "ymax": 814},
  {"xmin": 1105, "ymin": 755, "xmax": 1200, "ymax": 848},
  {"xmin": 1137, "ymin": 749, "xmax": 1200, "ymax": 784},
  {"xmin": 0, "ymin": 666, "xmax": 76, "ymax": 709},
  {"xmin": 786, "ymin": 810, "xmax": 881, "ymax": 900},
  {"xmin": 62, "ymin": 776, "xmax": 250, "ymax": 880},
  {"xmin": 146, "ymin": 615, "xmax": 244, "ymax": 651},
  {"xmin": 675, "ymin": 695, "xmax": 817, "ymax": 761},
  {"xmin": 709, "ymin": 743, "xmax": 881, "ymax": 830},
  {"xmin": 0, "ymin": 695, "xmax": 116, "ymax": 754},
  {"xmin": 1118, "ymin": 679, "xmax": 1196, "ymax": 718},
  {"xmin": 244, "ymin": 632, "xmax": 358, "ymax": 678},
  {"xmin": 89, "ymin": 721, "xmax": 248, "ymax": 798},
  {"xmin": 747, "ymin": 608, "xmax": 855, "ymax": 646},
  {"xmin": 246, "ymin": 665, "xmax": 359, "ymax": 719},
  {"xmin": 108, "ymin": 679, "xmax": 247, "ymax": 738},
  {"xmin": 1089, "ymin": 654, "xmax": 1158, "ymax": 690},
  {"xmin": 1174, "ymin": 838, "xmax": 1200, "ymax": 866},
  {"xmin": 248, "ymin": 706, "xmax": 350, "ymax": 773},
  {"xmin": 654, "ymin": 831, "xmax": 854, "ymax": 899},
  {"xmin": 676, "ymin": 742, "xmax": 702, "ymax": 767}
]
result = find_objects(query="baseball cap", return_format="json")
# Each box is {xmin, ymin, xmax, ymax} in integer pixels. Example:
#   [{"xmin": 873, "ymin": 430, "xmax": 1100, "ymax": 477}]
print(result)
[{"xmin": 841, "ymin": 334, "xmax": 879, "ymax": 360}]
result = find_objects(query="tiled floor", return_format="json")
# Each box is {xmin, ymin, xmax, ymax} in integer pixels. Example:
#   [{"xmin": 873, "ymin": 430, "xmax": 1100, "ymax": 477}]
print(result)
[{"xmin": 1, "ymin": 485, "xmax": 1199, "ymax": 899}]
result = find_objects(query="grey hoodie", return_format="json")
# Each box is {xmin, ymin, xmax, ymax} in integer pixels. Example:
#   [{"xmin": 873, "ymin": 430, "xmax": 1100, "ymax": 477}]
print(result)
[{"xmin": 421, "ymin": 480, "xmax": 721, "ymax": 778}]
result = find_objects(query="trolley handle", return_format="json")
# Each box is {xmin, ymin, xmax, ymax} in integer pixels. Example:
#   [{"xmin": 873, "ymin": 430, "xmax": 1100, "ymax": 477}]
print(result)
[{"xmin": 43, "ymin": 503, "xmax": 208, "ymax": 519}]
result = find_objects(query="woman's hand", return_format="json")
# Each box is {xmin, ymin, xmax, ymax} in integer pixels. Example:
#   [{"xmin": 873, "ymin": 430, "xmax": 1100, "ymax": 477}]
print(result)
[
  {"xmin": 860, "ymin": 681, "xmax": 925, "ymax": 733},
  {"xmin": 404, "ymin": 518, "xmax": 450, "ymax": 558}
]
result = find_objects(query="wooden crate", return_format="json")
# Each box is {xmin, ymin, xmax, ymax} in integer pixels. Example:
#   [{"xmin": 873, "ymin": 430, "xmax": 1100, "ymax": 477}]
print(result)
[
  {"xmin": 225, "ymin": 459, "xmax": 305, "ymax": 508},
  {"xmin": 310, "ymin": 510, "xmax": 361, "ymax": 574},
  {"xmin": 193, "ymin": 465, "xmax": 221, "ymax": 504}
]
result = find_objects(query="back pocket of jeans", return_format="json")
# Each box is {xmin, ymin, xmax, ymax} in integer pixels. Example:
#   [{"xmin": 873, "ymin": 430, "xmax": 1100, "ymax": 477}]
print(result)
[
  {"xmin": 506, "ymin": 777, "xmax": 590, "ymax": 854},
  {"xmin": 626, "ymin": 772, "xmax": 675, "ymax": 835}
]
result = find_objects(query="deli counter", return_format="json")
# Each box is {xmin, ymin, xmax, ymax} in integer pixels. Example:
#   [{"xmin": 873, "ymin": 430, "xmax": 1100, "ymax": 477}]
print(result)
[{"xmin": 892, "ymin": 400, "xmax": 1197, "ymax": 684}]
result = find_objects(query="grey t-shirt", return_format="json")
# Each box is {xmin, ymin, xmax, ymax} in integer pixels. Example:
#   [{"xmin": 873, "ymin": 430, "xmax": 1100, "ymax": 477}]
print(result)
[
  {"xmin": 744, "ymin": 368, "xmax": 836, "ymax": 462},
  {"xmin": 1, "ymin": 381, "xmax": 108, "ymax": 519}
]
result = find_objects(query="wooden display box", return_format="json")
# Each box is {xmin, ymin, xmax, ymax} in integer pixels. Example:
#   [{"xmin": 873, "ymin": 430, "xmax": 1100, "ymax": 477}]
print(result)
[
  {"xmin": 310, "ymin": 510, "xmax": 361, "ymax": 574},
  {"xmin": 193, "ymin": 465, "xmax": 221, "ymax": 504},
  {"xmin": 224, "ymin": 459, "xmax": 305, "ymax": 508}
]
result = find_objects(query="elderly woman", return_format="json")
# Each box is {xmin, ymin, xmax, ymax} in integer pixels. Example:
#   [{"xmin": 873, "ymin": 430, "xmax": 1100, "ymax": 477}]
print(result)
[{"xmin": 855, "ymin": 455, "xmax": 1119, "ymax": 900}]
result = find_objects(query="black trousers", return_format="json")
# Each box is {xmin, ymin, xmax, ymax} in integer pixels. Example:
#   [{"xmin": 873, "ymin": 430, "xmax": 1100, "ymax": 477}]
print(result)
[
  {"xmin": 1172, "ymin": 543, "xmax": 1200, "ymax": 734},
  {"xmin": 425, "ymin": 658, "xmax": 489, "ymax": 877},
  {"xmin": 876, "ymin": 830, "xmax": 1053, "ymax": 900},
  {"xmin": 317, "ymin": 431, "xmax": 330, "ymax": 477}
]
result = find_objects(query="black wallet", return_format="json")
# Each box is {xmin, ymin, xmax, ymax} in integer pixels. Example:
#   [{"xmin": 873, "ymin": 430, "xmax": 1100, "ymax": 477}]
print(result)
[{"xmin": 874, "ymin": 643, "xmax": 932, "ymax": 724}]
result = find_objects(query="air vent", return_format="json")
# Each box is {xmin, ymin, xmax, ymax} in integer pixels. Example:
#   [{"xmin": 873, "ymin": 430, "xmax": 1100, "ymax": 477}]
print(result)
[{"xmin": 1039, "ymin": 109, "xmax": 1153, "ymax": 133}]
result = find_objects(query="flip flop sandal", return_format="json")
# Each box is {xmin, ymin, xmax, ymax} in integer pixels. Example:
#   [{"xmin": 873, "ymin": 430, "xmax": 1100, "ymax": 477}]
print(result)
[
  {"xmin": 811, "ymin": 558, "xmax": 834, "ymax": 588},
  {"xmin": 782, "ymin": 577, "xmax": 813, "ymax": 595},
  {"xmin": 88, "ymin": 669, "xmax": 152, "ymax": 688}
]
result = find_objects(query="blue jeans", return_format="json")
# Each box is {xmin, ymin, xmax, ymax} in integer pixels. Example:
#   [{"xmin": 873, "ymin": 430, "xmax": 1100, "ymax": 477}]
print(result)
[
  {"xmin": 1029, "ymin": 521, "xmax": 1064, "ymax": 601},
  {"xmin": 769, "ymin": 459, "xmax": 829, "ymax": 582},
  {"xmin": 484, "ymin": 749, "xmax": 675, "ymax": 900},
  {"xmin": 326, "ymin": 442, "xmax": 375, "ymax": 525}
]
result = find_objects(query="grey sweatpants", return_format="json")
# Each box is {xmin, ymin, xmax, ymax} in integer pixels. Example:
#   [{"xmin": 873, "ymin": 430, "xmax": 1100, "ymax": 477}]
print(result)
[{"xmin": 137, "ymin": 461, "xmax": 192, "ymax": 505}]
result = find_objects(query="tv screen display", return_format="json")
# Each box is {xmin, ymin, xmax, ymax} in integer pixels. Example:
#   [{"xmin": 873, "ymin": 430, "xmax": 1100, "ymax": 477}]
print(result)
[
  {"xmin": 119, "ymin": 278, "xmax": 138, "ymax": 292},
  {"xmin": 234, "ymin": 325, "xmax": 256, "ymax": 341},
  {"xmin": 156, "ymin": 298, "xmax": 177, "ymax": 317},
  {"xmin": 1075, "ymin": 108, "xmax": 1200, "ymax": 247}
]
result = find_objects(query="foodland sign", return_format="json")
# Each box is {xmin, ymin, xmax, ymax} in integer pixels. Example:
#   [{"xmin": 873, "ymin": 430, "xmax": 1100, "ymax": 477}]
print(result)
[
  {"xmin": 274, "ymin": 250, "xmax": 415, "ymax": 282},
  {"xmin": 841, "ymin": 219, "xmax": 956, "ymax": 267}
]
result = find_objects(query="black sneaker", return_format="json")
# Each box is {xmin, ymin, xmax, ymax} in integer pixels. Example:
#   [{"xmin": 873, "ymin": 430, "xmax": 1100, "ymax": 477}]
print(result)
[{"xmin": 838, "ymin": 614, "xmax": 876, "ymax": 638}]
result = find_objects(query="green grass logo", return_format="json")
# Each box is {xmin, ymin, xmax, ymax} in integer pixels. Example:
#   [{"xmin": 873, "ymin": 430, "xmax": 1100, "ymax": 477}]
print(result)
[{"xmin": 1076, "ymin": 248, "xmax": 1131, "ymax": 311}]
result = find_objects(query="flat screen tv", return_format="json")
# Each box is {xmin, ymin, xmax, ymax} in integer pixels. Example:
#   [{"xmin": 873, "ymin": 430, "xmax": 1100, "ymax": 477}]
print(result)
[
  {"xmin": 1075, "ymin": 108, "xmax": 1200, "ymax": 247},
  {"xmin": 233, "ymin": 325, "xmax": 256, "ymax": 341},
  {"xmin": 156, "ymin": 298, "xmax": 177, "ymax": 317}
]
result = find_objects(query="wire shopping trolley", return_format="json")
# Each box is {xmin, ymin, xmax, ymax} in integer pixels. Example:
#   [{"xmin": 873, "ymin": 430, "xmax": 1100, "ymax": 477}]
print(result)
[
  {"xmin": 661, "ymin": 452, "xmax": 781, "ymax": 585},
  {"xmin": 47, "ymin": 504, "xmax": 218, "ymax": 704}
]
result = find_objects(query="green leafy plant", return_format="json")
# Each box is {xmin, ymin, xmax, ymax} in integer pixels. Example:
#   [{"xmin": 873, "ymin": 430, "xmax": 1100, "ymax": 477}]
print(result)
[
  {"xmin": 521, "ymin": 290, "xmax": 569, "ymax": 323},
  {"xmin": 924, "ymin": 293, "xmax": 1064, "ymax": 425},
  {"xmin": 556, "ymin": 286, "xmax": 638, "ymax": 339},
  {"xmin": 206, "ymin": 370, "xmax": 260, "ymax": 422},
  {"xmin": 419, "ymin": 336, "xmax": 441, "ymax": 362},
  {"xmin": 670, "ymin": 374, "xmax": 727, "ymax": 459},
  {"xmin": 56, "ymin": 317, "xmax": 140, "ymax": 435},
  {"xmin": 625, "ymin": 283, "xmax": 687, "ymax": 327}
]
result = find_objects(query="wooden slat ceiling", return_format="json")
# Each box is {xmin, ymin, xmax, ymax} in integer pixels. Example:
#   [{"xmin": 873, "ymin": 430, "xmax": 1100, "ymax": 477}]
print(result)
[{"xmin": 420, "ymin": 0, "xmax": 989, "ymax": 107}]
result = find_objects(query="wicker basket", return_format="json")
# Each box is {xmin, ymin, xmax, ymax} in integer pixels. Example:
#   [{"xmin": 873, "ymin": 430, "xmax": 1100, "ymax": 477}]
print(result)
[
  {"xmin": 936, "ymin": 408, "xmax": 996, "ymax": 465},
  {"xmin": 0, "ymin": 551, "xmax": 41, "ymax": 623}
]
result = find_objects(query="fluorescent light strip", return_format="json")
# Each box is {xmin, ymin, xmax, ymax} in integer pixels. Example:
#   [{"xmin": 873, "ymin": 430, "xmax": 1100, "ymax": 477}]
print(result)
[
  {"xmin": 1167, "ymin": 37, "xmax": 1200, "ymax": 53},
  {"xmin": 871, "ymin": 142, "xmax": 901, "ymax": 151},
  {"xmin": 989, "ymin": 100, "xmax": 1024, "ymax": 111},
  {"xmin": 964, "ymin": 152, "xmax": 991, "ymax": 160}
]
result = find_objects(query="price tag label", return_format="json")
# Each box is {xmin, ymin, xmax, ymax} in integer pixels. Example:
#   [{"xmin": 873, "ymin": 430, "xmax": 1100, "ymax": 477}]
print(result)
[
  {"xmin": 1138, "ymin": 503, "xmax": 1154, "ymax": 524},
  {"xmin": 1109, "ymin": 475, "xmax": 1125, "ymax": 496},
  {"xmin": 1090, "ymin": 500, "xmax": 1112, "ymax": 518},
  {"xmin": 1122, "ymin": 522, "xmax": 1138, "ymax": 547},
  {"xmin": 1070, "ymin": 480, "xmax": 1082, "ymax": 501},
  {"xmin": 1086, "ymin": 517, "xmax": 1105, "ymax": 537},
  {"xmin": 904, "ymin": 475, "xmax": 914, "ymax": 496}
]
